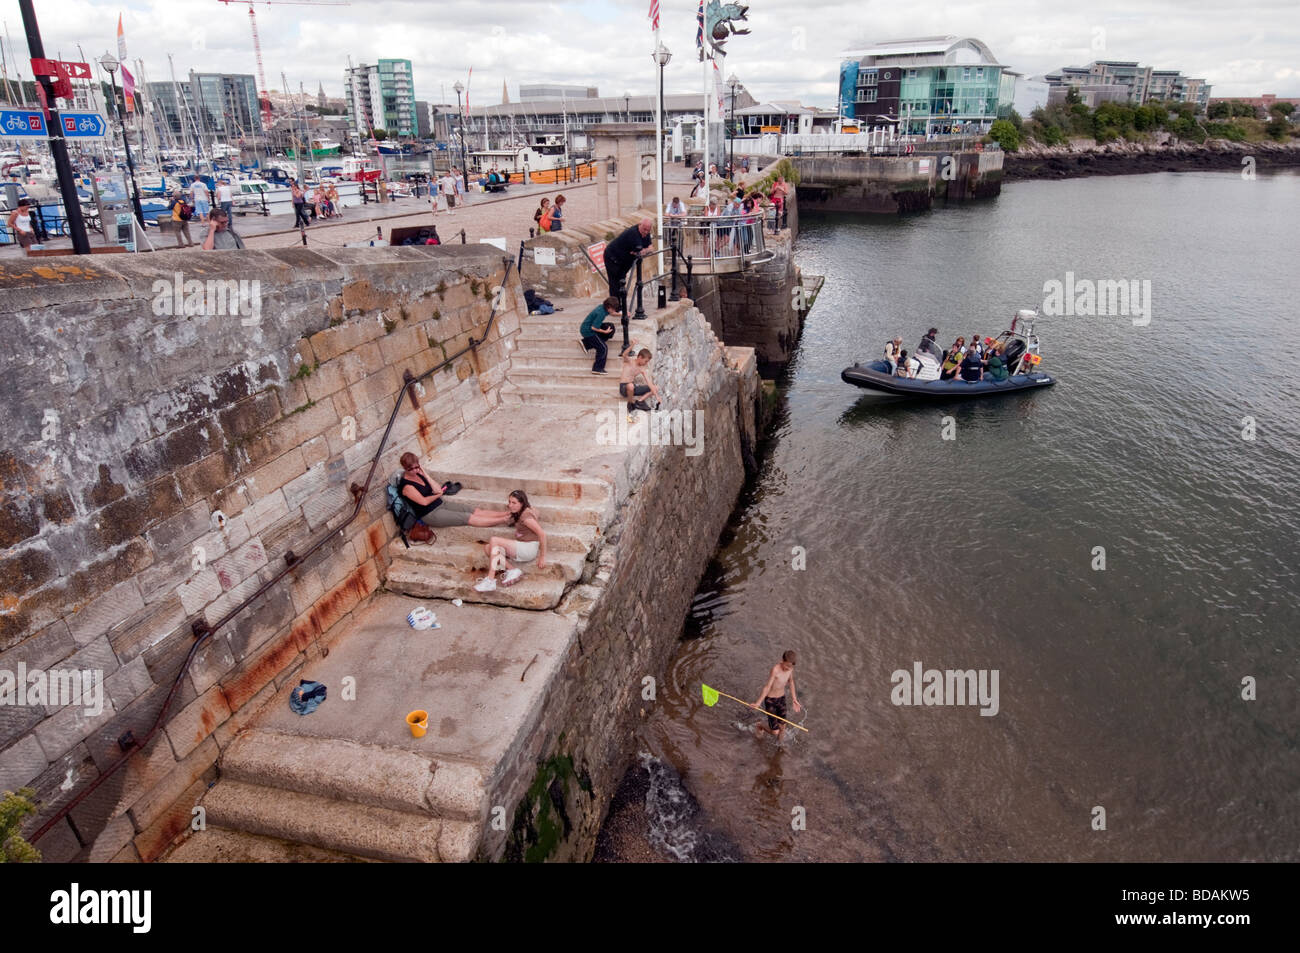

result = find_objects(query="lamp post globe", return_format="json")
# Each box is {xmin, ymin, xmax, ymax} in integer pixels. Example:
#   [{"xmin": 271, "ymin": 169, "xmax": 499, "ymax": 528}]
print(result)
[
  {"xmin": 452, "ymin": 80, "xmax": 468, "ymax": 192},
  {"xmin": 726, "ymin": 73, "xmax": 739, "ymax": 178},
  {"xmin": 99, "ymin": 51, "xmax": 145, "ymax": 227}
]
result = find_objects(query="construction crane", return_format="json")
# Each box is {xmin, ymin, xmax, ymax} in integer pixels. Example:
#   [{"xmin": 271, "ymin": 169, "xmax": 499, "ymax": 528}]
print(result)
[{"xmin": 216, "ymin": 0, "xmax": 350, "ymax": 126}]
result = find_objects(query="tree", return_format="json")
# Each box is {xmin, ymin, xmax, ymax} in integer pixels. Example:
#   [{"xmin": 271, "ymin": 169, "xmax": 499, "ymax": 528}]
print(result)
[
  {"xmin": 987, "ymin": 119, "xmax": 1021, "ymax": 152},
  {"xmin": 1065, "ymin": 86, "xmax": 1083, "ymax": 107},
  {"xmin": 1265, "ymin": 118, "xmax": 1289, "ymax": 141},
  {"xmin": 1009, "ymin": 109, "xmax": 1024, "ymax": 131},
  {"xmin": 1269, "ymin": 102, "xmax": 1295, "ymax": 118},
  {"xmin": 371, "ymin": 128, "xmax": 389, "ymax": 141}
]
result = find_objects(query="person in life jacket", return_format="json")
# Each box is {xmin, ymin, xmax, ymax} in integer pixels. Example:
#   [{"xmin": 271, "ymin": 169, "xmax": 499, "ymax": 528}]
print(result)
[
  {"xmin": 940, "ymin": 336, "xmax": 966, "ymax": 380},
  {"xmin": 884, "ymin": 337, "xmax": 903, "ymax": 374}
]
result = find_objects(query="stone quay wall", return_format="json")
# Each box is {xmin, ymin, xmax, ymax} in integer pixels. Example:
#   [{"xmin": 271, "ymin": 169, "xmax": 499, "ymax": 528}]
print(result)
[
  {"xmin": 793, "ymin": 149, "xmax": 1003, "ymax": 213},
  {"xmin": 479, "ymin": 308, "xmax": 758, "ymax": 862},
  {"xmin": 0, "ymin": 244, "xmax": 521, "ymax": 861}
]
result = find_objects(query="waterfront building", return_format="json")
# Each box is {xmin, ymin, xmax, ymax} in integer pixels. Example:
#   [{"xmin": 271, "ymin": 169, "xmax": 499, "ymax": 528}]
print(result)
[
  {"xmin": 345, "ymin": 59, "xmax": 417, "ymax": 139},
  {"xmin": 1206, "ymin": 93, "xmax": 1300, "ymax": 112},
  {"xmin": 1044, "ymin": 61, "xmax": 1211, "ymax": 109},
  {"xmin": 519, "ymin": 84, "xmax": 599, "ymax": 101},
  {"xmin": 838, "ymin": 36, "xmax": 1012, "ymax": 135},
  {"xmin": 463, "ymin": 88, "xmax": 756, "ymax": 157},
  {"xmin": 1003, "ymin": 71, "xmax": 1050, "ymax": 118},
  {"xmin": 147, "ymin": 72, "xmax": 264, "ymax": 144}
]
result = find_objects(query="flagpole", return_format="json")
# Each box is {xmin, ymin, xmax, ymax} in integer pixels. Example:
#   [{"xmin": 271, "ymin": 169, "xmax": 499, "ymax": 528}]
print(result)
[{"xmin": 653, "ymin": 23, "xmax": 663, "ymax": 284}]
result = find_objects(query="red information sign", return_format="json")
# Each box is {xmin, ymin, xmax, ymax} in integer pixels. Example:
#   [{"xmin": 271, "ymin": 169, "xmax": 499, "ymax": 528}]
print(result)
[
  {"xmin": 31, "ymin": 58, "xmax": 92, "ymax": 80},
  {"xmin": 586, "ymin": 241, "xmax": 607, "ymax": 273}
]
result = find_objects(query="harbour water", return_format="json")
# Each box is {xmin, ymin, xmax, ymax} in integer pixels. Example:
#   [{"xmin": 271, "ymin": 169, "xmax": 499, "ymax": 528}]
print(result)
[{"xmin": 597, "ymin": 170, "xmax": 1300, "ymax": 862}]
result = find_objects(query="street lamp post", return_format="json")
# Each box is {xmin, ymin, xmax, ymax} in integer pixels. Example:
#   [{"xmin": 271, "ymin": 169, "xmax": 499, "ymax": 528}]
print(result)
[
  {"xmin": 99, "ymin": 52, "xmax": 146, "ymax": 227},
  {"xmin": 624, "ymin": 92, "xmax": 631, "ymax": 123},
  {"xmin": 17, "ymin": 0, "xmax": 90, "ymax": 253},
  {"xmin": 453, "ymin": 80, "xmax": 468, "ymax": 193},
  {"xmin": 726, "ymin": 73, "xmax": 739, "ymax": 179},
  {"xmin": 653, "ymin": 43, "xmax": 672, "ymax": 297}
]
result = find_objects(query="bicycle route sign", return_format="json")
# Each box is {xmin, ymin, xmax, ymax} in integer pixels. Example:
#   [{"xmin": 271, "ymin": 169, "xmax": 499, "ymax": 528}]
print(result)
[{"xmin": 1, "ymin": 110, "xmax": 106, "ymax": 138}]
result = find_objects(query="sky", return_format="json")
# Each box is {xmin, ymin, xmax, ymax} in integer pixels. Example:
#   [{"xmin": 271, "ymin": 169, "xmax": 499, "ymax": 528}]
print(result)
[{"xmin": 5, "ymin": 0, "xmax": 1298, "ymax": 107}]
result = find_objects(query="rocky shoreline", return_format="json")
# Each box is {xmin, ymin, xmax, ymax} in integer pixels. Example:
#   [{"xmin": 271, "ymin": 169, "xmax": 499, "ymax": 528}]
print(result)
[{"xmin": 1003, "ymin": 139, "xmax": 1300, "ymax": 180}]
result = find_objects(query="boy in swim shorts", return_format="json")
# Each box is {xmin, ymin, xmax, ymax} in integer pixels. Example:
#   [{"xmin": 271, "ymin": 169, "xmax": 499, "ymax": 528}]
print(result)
[{"xmin": 753, "ymin": 650, "xmax": 802, "ymax": 742}]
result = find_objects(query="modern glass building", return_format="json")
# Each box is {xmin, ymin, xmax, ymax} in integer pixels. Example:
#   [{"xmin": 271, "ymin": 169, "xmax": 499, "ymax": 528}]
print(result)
[
  {"xmin": 1044, "ymin": 61, "xmax": 1211, "ymax": 109},
  {"xmin": 838, "ymin": 36, "xmax": 1011, "ymax": 135}
]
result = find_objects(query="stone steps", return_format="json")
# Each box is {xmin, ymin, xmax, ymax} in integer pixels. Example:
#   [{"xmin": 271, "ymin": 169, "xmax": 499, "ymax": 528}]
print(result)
[
  {"xmin": 386, "ymin": 559, "xmax": 568, "ymax": 610},
  {"xmin": 392, "ymin": 536, "xmax": 589, "ymax": 583},
  {"xmin": 201, "ymin": 778, "xmax": 475, "ymax": 863},
  {"xmin": 435, "ymin": 470, "xmax": 610, "ymax": 504},
  {"xmin": 509, "ymin": 368, "xmax": 626, "ymax": 392},
  {"xmin": 500, "ymin": 382, "xmax": 631, "ymax": 409},
  {"xmin": 163, "ymin": 827, "xmax": 374, "ymax": 863},
  {"xmin": 447, "ymin": 486, "xmax": 607, "ymax": 526},
  {"xmin": 513, "ymin": 351, "xmax": 604, "ymax": 369}
]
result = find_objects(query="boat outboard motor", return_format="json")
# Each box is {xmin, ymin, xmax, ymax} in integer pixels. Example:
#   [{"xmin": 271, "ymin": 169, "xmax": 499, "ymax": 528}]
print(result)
[{"xmin": 1003, "ymin": 338, "xmax": 1027, "ymax": 374}]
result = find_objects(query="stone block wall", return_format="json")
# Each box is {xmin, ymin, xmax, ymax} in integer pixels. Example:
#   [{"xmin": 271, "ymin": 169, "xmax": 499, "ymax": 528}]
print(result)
[
  {"xmin": 473, "ymin": 304, "xmax": 759, "ymax": 862},
  {"xmin": 0, "ymin": 244, "xmax": 521, "ymax": 861}
]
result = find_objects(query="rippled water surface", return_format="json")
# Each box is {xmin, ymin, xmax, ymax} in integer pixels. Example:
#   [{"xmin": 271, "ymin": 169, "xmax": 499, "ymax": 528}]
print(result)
[{"xmin": 619, "ymin": 171, "xmax": 1300, "ymax": 862}]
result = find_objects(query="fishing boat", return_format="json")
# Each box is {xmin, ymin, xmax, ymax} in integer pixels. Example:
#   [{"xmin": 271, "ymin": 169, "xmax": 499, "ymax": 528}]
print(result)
[{"xmin": 841, "ymin": 310, "xmax": 1056, "ymax": 398}]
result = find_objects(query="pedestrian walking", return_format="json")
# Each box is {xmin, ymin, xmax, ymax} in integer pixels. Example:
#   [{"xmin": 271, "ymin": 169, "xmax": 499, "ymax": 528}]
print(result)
[
  {"xmin": 291, "ymin": 179, "xmax": 310, "ymax": 228},
  {"xmin": 168, "ymin": 190, "xmax": 195, "ymax": 247},
  {"xmin": 216, "ymin": 179, "xmax": 233, "ymax": 220},
  {"xmin": 190, "ymin": 174, "xmax": 211, "ymax": 222}
]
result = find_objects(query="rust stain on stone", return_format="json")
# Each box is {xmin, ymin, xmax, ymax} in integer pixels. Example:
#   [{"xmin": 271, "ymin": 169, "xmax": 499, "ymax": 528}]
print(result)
[
  {"xmin": 308, "ymin": 562, "xmax": 377, "ymax": 636},
  {"xmin": 415, "ymin": 409, "xmax": 434, "ymax": 454},
  {"xmin": 366, "ymin": 522, "xmax": 386, "ymax": 559},
  {"xmin": 221, "ymin": 627, "xmax": 301, "ymax": 712}
]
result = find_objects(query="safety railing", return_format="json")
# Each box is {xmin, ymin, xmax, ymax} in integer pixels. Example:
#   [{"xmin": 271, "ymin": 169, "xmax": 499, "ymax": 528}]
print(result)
[
  {"xmin": 661, "ymin": 214, "xmax": 773, "ymax": 275},
  {"xmin": 31, "ymin": 254, "xmax": 518, "ymax": 845}
]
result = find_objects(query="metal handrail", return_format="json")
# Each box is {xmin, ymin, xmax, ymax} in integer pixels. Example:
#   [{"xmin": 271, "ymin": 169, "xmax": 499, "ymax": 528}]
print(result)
[
  {"xmin": 31, "ymin": 254, "xmax": 518, "ymax": 845},
  {"xmin": 663, "ymin": 214, "xmax": 772, "ymax": 274}
]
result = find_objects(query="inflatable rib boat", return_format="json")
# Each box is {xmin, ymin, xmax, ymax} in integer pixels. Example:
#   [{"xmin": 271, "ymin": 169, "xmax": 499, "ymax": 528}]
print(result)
[{"xmin": 842, "ymin": 310, "xmax": 1056, "ymax": 399}]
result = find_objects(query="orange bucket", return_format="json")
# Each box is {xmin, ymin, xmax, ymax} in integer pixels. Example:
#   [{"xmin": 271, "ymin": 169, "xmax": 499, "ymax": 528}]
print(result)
[{"xmin": 406, "ymin": 710, "xmax": 428, "ymax": 738}]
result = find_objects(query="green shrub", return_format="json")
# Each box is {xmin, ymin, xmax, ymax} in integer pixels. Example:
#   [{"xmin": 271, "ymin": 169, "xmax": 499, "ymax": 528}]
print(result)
[
  {"xmin": 1, "ymin": 789, "xmax": 41, "ymax": 863},
  {"xmin": 987, "ymin": 119, "xmax": 1021, "ymax": 152}
]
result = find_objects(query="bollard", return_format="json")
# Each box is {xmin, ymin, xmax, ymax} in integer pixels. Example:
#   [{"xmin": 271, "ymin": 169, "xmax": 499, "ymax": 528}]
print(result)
[
  {"xmin": 685, "ymin": 255, "xmax": 693, "ymax": 299},
  {"xmin": 517, "ymin": 239, "xmax": 526, "ymax": 273},
  {"xmin": 669, "ymin": 236, "xmax": 680, "ymax": 302},
  {"xmin": 459, "ymin": 229, "xmax": 466, "ymax": 244},
  {"xmin": 633, "ymin": 256, "xmax": 646, "ymax": 320},
  {"xmin": 376, "ymin": 226, "xmax": 383, "ymax": 244}
]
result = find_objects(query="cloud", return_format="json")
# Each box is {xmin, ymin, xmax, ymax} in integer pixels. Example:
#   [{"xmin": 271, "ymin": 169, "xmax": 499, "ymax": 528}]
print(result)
[{"xmin": 23, "ymin": 0, "xmax": 1299, "ymax": 106}]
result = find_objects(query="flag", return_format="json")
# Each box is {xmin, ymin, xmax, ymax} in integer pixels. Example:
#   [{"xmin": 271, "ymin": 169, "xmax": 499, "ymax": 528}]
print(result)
[
  {"xmin": 117, "ymin": 13, "xmax": 127, "ymax": 60},
  {"xmin": 121, "ymin": 62, "xmax": 135, "ymax": 114},
  {"xmin": 648, "ymin": 0, "xmax": 660, "ymax": 30},
  {"xmin": 465, "ymin": 66, "xmax": 472, "ymax": 114},
  {"xmin": 696, "ymin": 0, "xmax": 705, "ymax": 60}
]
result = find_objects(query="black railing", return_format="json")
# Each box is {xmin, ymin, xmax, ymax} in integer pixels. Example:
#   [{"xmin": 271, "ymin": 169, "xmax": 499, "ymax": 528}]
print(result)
[{"xmin": 31, "ymin": 254, "xmax": 518, "ymax": 845}]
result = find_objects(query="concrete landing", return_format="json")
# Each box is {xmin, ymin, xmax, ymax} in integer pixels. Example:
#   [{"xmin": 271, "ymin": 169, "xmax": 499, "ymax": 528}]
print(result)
[{"xmin": 256, "ymin": 591, "xmax": 574, "ymax": 765}]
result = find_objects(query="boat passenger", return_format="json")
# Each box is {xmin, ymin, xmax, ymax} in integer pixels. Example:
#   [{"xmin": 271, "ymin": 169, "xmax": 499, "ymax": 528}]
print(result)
[
  {"xmin": 968, "ymin": 333, "xmax": 983, "ymax": 357},
  {"xmin": 940, "ymin": 336, "xmax": 965, "ymax": 380},
  {"xmin": 959, "ymin": 347, "xmax": 985, "ymax": 382},
  {"xmin": 984, "ymin": 345, "xmax": 1009, "ymax": 382},
  {"xmin": 895, "ymin": 349, "xmax": 913, "ymax": 378},
  {"xmin": 884, "ymin": 337, "xmax": 903, "ymax": 374}
]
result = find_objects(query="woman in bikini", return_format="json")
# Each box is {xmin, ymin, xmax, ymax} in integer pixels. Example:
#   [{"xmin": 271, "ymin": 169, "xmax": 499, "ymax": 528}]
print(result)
[{"xmin": 475, "ymin": 490, "xmax": 547, "ymax": 592}]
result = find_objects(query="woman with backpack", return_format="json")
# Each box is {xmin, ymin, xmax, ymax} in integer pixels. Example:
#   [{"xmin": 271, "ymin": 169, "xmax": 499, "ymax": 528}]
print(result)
[
  {"xmin": 395, "ymin": 452, "xmax": 510, "ymax": 542},
  {"xmin": 168, "ymin": 191, "xmax": 195, "ymax": 247}
]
